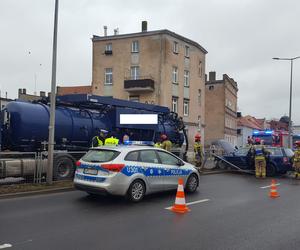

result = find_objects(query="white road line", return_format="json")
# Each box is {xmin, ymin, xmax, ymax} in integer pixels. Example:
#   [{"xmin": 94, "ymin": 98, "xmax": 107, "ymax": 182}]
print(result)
[
  {"xmin": 260, "ymin": 183, "xmax": 280, "ymax": 189},
  {"xmin": 0, "ymin": 244, "xmax": 12, "ymax": 249},
  {"xmin": 165, "ymin": 198, "xmax": 210, "ymax": 210}
]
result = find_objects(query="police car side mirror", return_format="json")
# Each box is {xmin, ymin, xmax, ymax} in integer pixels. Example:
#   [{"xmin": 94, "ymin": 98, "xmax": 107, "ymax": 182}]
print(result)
[{"xmin": 176, "ymin": 161, "xmax": 184, "ymax": 167}]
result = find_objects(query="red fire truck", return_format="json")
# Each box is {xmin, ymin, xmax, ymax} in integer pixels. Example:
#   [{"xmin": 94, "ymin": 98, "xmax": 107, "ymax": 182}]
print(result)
[{"xmin": 252, "ymin": 130, "xmax": 289, "ymax": 147}]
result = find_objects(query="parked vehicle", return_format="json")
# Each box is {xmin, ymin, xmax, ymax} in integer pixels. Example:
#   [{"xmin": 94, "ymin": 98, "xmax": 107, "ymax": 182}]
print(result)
[
  {"xmin": 74, "ymin": 145, "xmax": 199, "ymax": 202},
  {"xmin": 252, "ymin": 130, "xmax": 289, "ymax": 147},
  {"xmin": 0, "ymin": 94, "xmax": 187, "ymax": 180},
  {"xmin": 218, "ymin": 146, "xmax": 294, "ymax": 176}
]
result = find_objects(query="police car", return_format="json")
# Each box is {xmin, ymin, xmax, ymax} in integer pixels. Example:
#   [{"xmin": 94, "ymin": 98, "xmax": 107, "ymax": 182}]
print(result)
[{"xmin": 74, "ymin": 142, "xmax": 199, "ymax": 202}]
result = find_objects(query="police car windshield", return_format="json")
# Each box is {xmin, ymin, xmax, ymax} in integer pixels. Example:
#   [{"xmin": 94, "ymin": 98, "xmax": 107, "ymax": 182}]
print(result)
[{"xmin": 82, "ymin": 149, "xmax": 120, "ymax": 163}]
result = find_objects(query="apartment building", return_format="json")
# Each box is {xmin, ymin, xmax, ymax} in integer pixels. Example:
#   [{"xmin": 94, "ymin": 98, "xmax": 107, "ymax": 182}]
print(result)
[
  {"xmin": 205, "ymin": 72, "xmax": 238, "ymax": 146},
  {"xmin": 92, "ymin": 22, "xmax": 207, "ymax": 147}
]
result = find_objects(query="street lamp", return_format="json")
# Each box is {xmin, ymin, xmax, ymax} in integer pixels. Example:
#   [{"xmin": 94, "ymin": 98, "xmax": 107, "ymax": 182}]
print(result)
[{"xmin": 273, "ymin": 56, "xmax": 300, "ymax": 148}]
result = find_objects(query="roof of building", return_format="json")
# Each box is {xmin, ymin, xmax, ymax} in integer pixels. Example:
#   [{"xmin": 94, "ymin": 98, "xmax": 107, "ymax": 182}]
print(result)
[
  {"xmin": 206, "ymin": 74, "xmax": 238, "ymax": 91},
  {"xmin": 92, "ymin": 29, "xmax": 208, "ymax": 54},
  {"xmin": 238, "ymin": 115, "xmax": 264, "ymax": 130},
  {"xmin": 0, "ymin": 97, "xmax": 13, "ymax": 101},
  {"xmin": 57, "ymin": 85, "xmax": 92, "ymax": 96}
]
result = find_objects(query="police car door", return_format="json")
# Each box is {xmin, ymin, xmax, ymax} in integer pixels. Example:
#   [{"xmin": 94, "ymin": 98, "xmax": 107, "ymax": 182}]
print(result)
[
  {"xmin": 138, "ymin": 149, "xmax": 165, "ymax": 192},
  {"xmin": 156, "ymin": 150, "xmax": 184, "ymax": 190}
]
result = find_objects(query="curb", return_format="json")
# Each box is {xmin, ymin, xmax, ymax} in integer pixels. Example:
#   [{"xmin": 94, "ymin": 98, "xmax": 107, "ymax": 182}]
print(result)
[
  {"xmin": 200, "ymin": 170, "xmax": 229, "ymax": 175},
  {"xmin": 0, "ymin": 186, "xmax": 75, "ymax": 200}
]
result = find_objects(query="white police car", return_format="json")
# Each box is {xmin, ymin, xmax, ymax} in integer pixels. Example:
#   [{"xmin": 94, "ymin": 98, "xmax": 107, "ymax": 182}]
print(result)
[{"xmin": 74, "ymin": 144, "xmax": 199, "ymax": 202}]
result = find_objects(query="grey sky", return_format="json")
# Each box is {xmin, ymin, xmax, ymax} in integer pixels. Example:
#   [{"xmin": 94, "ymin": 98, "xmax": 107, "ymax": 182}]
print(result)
[{"xmin": 1, "ymin": 0, "xmax": 300, "ymax": 123}]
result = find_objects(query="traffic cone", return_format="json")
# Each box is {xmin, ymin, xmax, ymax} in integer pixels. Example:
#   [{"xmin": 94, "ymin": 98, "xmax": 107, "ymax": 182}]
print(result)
[
  {"xmin": 269, "ymin": 179, "xmax": 280, "ymax": 198},
  {"xmin": 171, "ymin": 178, "xmax": 190, "ymax": 214}
]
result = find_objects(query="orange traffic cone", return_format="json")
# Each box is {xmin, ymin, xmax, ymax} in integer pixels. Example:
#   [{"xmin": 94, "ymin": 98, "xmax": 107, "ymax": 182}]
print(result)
[
  {"xmin": 171, "ymin": 178, "xmax": 190, "ymax": 214},
  {"xmin": 269, "ymin": 179, "xmax": 280, "ymax": 198}
]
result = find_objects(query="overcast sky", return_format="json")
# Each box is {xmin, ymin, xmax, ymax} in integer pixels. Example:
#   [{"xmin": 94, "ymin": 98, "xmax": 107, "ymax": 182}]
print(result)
[{"xmin": 0, "ymin": 0, "xmax": 300, "ymax": 123}]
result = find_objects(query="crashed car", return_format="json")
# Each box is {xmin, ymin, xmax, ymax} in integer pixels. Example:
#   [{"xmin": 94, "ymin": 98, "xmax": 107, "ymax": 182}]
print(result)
[{"xmin": 216, "ymin": 146, "xmax": 294, "ymax": 176}]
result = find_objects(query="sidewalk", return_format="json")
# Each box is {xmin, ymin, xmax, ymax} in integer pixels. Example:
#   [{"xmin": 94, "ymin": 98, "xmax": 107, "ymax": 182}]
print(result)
[{"xmin": 0, "ymin": 180, "xmax": 74, "ymax": 199}]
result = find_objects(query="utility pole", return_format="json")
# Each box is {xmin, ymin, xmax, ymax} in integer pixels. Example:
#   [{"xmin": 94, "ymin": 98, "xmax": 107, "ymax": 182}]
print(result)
[{"xmin": 47, "ymin": 0, "xmax": 59, "ymax": 184}]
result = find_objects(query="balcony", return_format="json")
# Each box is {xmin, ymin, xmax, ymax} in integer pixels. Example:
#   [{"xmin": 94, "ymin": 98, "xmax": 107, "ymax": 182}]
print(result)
[{"xmin": 124, "ymin": 76, "xmax": 155, "ymax": 93}]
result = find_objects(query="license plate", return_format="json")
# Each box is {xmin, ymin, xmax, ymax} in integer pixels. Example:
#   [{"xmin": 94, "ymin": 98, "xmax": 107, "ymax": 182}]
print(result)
[{"xmin": 84, "ymin": 168, "xmax": 98, "ymax": 175}]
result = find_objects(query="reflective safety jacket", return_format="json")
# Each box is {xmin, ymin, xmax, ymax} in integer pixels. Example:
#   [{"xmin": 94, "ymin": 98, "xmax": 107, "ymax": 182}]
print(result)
[
  {"xmin": 194, "ymin": 142, "xmax": 203, "ymax": 156},
  {"xmin": 161, "ymin": 140, "xmax": 172, "ymax": 152},
  {"xmin": 92, "ymin": 136, "xmax": 104, "ymax": 147},
  {"xmin": 105, "ymin": 137, "xmax": 119, "ymax": 146},
  {"xmin": 294, "ymin": 148, "xmax": 300, "ymax": 162}
]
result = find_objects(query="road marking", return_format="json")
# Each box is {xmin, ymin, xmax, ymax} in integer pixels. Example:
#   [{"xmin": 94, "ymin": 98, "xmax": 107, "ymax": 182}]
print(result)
[
  {"xmin": 260, "ymin": 183, "xmax": 280, "ymax": 189},
  {"xmin": 0, "ymin": 244, "xmax": 12, "ymax": 249},
  {"xmin": 165, "ymin": 198, "xmax": 210, "ymax": 210}
]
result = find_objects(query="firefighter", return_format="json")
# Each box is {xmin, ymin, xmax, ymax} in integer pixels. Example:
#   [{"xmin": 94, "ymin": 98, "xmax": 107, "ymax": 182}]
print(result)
[
  {"xmin": 91, "ymin": 129, "xmax": 107, "ymax": 147},
  {"xmin": 253, "ymin": 138, "xmax": 268, "ymax": 178},
  {"xmin": 160, "ymin": 134, "xmax": 172, "ymax": 152},
  {"xmin": 293, "ymin": 141, "xmax": 300, "ymax": 179},
  {"xmin": 194, "ymin": 134, "xmax": 203, "ymax": 168}
]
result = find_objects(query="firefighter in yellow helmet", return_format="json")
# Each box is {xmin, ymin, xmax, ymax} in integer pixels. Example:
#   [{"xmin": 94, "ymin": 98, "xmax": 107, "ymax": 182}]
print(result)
[
  {"xmin": 160, "ymin": 134, "xmax": 172, "ymax": 152},
  {"xmin": 194, "ymin": 134, "xmax": 203, "ymax": 168},
  {"xmin": 293, "ymin": 141, "xmax": 300, "ymax": 179},
  {"xmin": 253, "ymin": 138, "xmax": 268, "ymax": 178}
]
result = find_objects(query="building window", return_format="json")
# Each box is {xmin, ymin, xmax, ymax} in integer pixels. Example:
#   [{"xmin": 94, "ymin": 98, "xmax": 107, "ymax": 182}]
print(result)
[
  {"xmin": 198, "ymin": 115, "xmax": 201, "ymax": 129},
  {"xmin": 183, "ymin": 99, "xmax": 189, "ymax": 116},
  {"xmin": 105, "ymin": 43, "xmax": 112, "ymax": 55},
  {"xmin": 172, "ymin": 67, "xmax": 178, "ymax": 83},
  {"xmin": 198, "ymin": 60, "xmax": 202, "ymax": 77},
  {"xmin": 173, "ymin": 41, "xmax": 178, "ymax": 54},
  {"xmin": 185, "ymin": 46, "xmax": 189, "ymax": 57},
  {"xmin": 104, "ymin": 68, "xmax": 113, "ymax": 85},
  {"xmin": 172, "ymin": 97, "xmax": 178, "ymax": 113},
  {"xmin": 184, "ymin": 70, "xmax": 190, "ymax": 87},
  {"xmin": 130, "ymin": 66, "xmax": 140, "ymax": 80},
  {"xmin": 131, "ymin": 40, "xmax": 139, "ymax": 53},
  {"xmin": 129, "ymin": 96, "xmax": 139, "ymax": 102},
  {"xmin": 209, "ymin": 85, "xmax": 214, "ymax": 90},
  {"xmin": 198, "ymin": 89, "xmax": 201, "ymax": 105}
]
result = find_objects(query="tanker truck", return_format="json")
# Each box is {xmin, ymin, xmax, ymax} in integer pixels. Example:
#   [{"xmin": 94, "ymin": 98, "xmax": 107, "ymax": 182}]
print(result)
[{"xmin": 0, "ymin": 94, "xmax": 188, "ymax": 180}]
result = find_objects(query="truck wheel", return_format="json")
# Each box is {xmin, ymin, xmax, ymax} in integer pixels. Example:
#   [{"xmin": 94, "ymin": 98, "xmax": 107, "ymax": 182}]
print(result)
[
  {"xmin": 53, "ymin": 154, "xmax": 75, "ymax": 180},
  {"xmin": 127, "ymin": 179, "xmax": 146, "ymax": 202}
]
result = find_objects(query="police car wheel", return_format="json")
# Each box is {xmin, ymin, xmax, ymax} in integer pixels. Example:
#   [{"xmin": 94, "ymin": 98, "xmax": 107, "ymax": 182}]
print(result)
[
  {"xmin": 127, "ymin": 180, "xmax": 145, "ymax": 202},
  {"xmin": 186, "ymin": 174, "xmax": 199, "ymax": 193}
]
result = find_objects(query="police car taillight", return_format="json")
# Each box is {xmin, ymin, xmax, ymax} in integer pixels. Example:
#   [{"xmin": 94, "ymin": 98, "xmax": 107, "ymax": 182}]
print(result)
[
  {"xmin": 76, "ymin": 161, "xmax": 81, "ymax": 167},
  {"xmin": 101, "ymin": 163, "xmax": 125, "ymax": 172}
]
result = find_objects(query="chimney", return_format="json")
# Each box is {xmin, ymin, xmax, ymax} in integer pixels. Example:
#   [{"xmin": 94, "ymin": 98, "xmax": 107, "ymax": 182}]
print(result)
[
  {"xmin": 40, "ymin": 91, "xmax": 46, "ymax": 97},
  {"xmin": 22, "ymin": 88, "xmax": 26, "ymax": 94},
  {"xmin": 103, "ymin": 26, "xmax": 107, "ymax": 36},
  {"xmin": 18, "ymin": 88, "xmax": 22, "ymax": 96},
  {"xmin": 114, "ymin": 28, "xmax": 119, "ymax": 35},
  {"xmin": 142, "ymin": 21, "xmax": 147, "ymax": 32},
  {"xmin": 209, "ymin": 71, "xmax": 216, "ymax": 81}
]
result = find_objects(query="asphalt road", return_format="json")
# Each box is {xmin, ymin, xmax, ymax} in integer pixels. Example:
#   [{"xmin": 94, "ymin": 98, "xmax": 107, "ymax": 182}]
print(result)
[{"xmin": 1, "ymin": 173, "xmax": 300, "ymax": 250}]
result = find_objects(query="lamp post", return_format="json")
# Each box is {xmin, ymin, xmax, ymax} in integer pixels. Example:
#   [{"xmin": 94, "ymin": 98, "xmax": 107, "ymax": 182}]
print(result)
[
  {"xmin": 273, "ymin": 56, "xmax": 300, "ymax": 148},
  {"xmin": 47, "ymin": 0, "xmax": 59, "ymax": 185}
]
